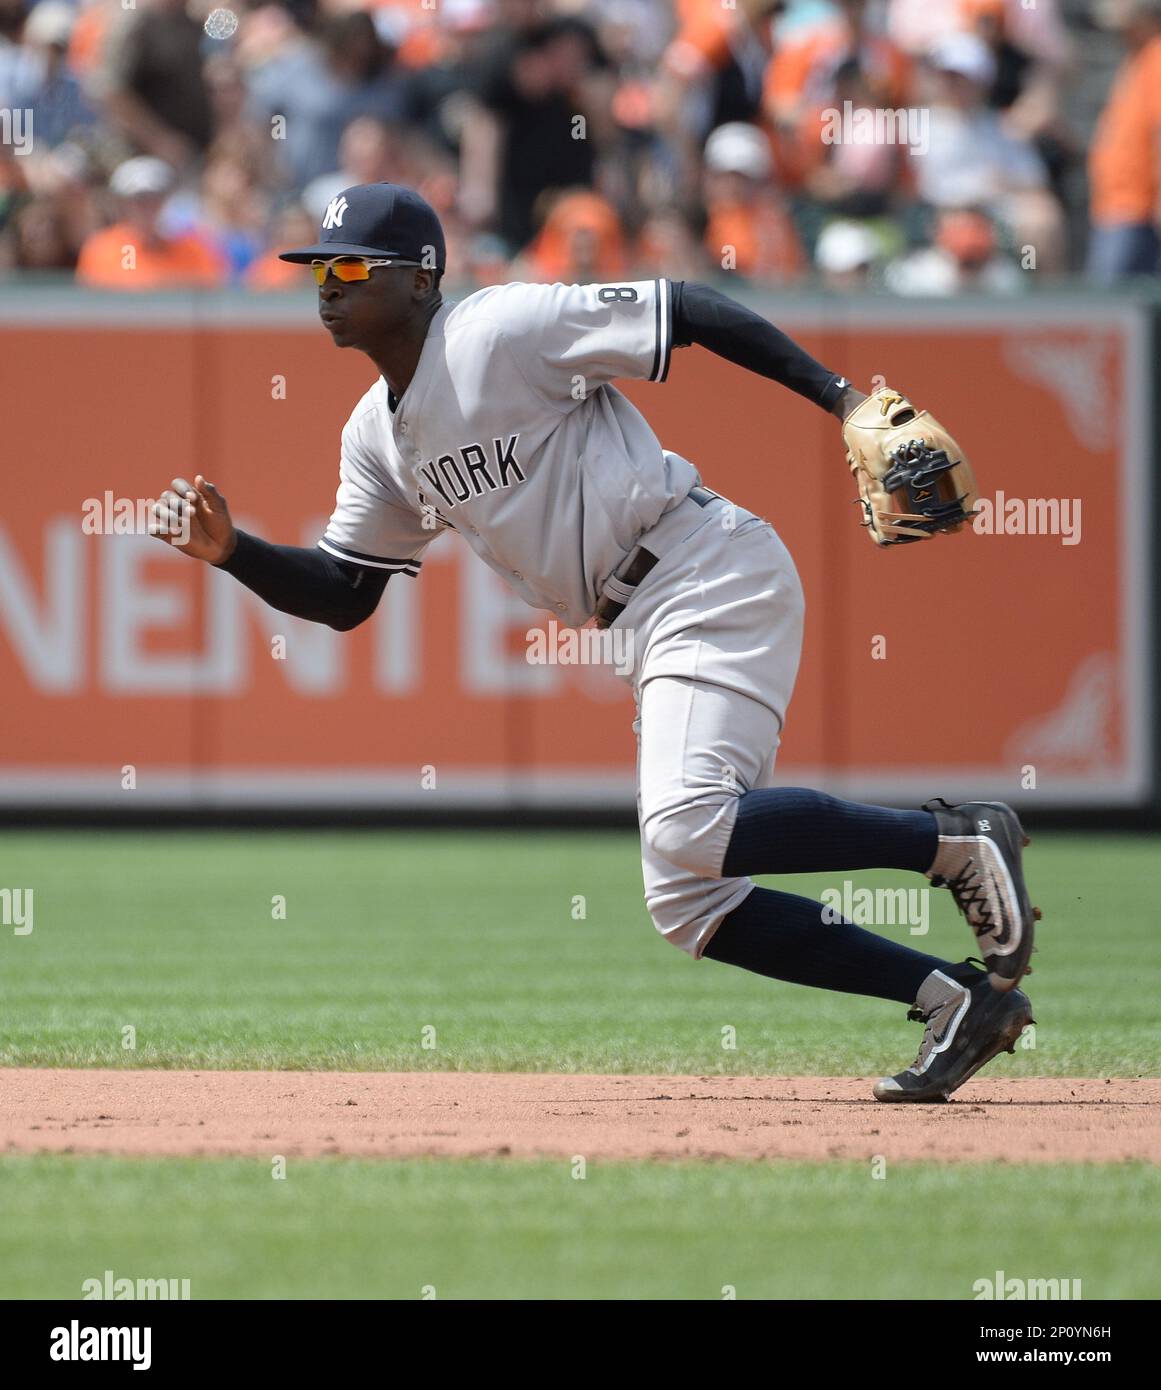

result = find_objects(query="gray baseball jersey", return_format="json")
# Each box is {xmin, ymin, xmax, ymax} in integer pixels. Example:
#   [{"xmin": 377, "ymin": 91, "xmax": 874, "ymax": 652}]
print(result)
[{"xmin": 318, "ymin": 279, "xmax": 700, "ymax": 626}]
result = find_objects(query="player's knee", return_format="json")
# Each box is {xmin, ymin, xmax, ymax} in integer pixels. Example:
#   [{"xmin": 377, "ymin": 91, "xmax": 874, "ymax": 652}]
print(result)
[
  {"xmin": 641, "ymin": 799, "xmax": 731, "ymax": 878},
  {"xmin": 643, "ymin": 895, "xmax": 711, "ymax": 958}
]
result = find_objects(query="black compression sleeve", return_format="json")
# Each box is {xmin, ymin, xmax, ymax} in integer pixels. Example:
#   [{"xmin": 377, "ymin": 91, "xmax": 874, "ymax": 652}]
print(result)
[
  {"xmin": 216, "ymin": 530, "xmax": 389, "ymax": 631},
  {"xmin": 670, "ymin": 281, "xmax": 848, "ymax": 411}
]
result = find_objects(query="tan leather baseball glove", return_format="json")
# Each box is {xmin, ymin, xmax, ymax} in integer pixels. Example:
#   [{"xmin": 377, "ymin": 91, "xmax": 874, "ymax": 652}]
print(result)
[{"xmin": 842, "ymin": 387, "xmax": 979, "ymax": 545}]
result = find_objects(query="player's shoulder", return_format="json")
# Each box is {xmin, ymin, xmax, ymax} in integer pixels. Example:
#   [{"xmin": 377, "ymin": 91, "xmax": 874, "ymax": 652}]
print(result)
[
  {"xmin": 447, "ymin": 279, "xmax": 657, "ymax": 339},
  {"xmin": 445, "ymin": 281, "xmax": 561, "ymax": 338}
]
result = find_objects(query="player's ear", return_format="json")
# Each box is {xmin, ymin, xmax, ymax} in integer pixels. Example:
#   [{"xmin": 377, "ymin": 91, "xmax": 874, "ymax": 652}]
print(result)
[
  {"xmin": 414, "ymin": 265, "xmax": 439, "ymax": 301},
  {"xmin": 412, "ymin": 266, "xmax": 438, "ymax": 301}
]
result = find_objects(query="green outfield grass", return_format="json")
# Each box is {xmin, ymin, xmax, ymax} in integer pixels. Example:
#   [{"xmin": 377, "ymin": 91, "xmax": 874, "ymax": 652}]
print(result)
[
  {"xmin": 0, "ymin": 829, "xmax": 1157, "ymax": 1076},
  {"xmin": 1, "ymin": 1153, "xmax": 1157, "ymax": 1300}
]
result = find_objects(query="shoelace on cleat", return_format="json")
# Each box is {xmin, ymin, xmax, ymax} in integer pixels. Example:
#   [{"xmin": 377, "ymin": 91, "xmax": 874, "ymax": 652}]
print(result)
[
  {"xmin": 902, "ymin": 960, "xmax": 985, "ymax": 1071},
  {"xmin": 904, "ymin": 1003, "xmax": 945, "ymax": 1070},
  {"xmin": 906, "ymin": 1014, "xmax": 937, "ymax": 1070},
  {"xmin": 934, "ymin": 859, "xmax": 994, "ymax": 935}
]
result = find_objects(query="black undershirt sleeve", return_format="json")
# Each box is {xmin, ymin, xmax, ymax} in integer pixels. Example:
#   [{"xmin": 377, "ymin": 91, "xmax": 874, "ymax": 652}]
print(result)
[
  {"xmin": 669, "ymin": 280, "xmax": 848, "ymax": 411},
  {"xmin": 216, "ymin": 530, "xmax": 389, "ymax": 632}
]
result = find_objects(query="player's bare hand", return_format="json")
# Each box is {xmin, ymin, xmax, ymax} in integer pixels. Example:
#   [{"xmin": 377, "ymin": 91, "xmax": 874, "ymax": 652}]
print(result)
[{"xmin": 150, "ymin": 474, "xmax": 236, "ymax": 565}]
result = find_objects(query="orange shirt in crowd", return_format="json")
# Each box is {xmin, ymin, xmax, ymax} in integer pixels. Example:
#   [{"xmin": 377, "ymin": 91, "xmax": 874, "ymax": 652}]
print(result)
[
  {"xmin": 67, "ymin": 1, "xmax": 111, "ymax": 79},
  {"xmin": 664, "ymin": 0, "xmax": 737, "ymax": 80},
  {"xmin": 764, "ymin": 17, "xmax": 913, "ymax": 186},
  {"xmin": 1089, "ymin": 36, "xmax": 1161, "ymax": 226},
  {"xmin": 525, "ymin": 192, "xmax": 629, "ymax": 283},
  {"xmin": 703, "ymin": 199, "xmax": 804, "ymax": 281},
  {"xmin": 76, "ymin": 224, "xmax": 226, "ymax": 289},
  {"xmin": 766, "ymin": 24, "xmax": 911, "ymax": 122}
]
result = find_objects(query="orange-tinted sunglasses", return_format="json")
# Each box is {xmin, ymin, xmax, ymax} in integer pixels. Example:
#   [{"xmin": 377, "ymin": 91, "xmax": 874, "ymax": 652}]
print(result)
[{"xmin": 311, "ymin": 256, "xmax": 420, "ymax": 285}]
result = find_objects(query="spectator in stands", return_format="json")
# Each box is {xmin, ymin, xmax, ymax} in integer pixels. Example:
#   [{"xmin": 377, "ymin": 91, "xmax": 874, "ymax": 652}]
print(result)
[
  {"xmin": 764, "ymin": 0, "xmax": 914, "ymax": 180},
  {"xmin": 657, "ymin": 0, "xmax": 784, "ymax": 206},
  {"xmin": 89, "ymin": 0, "xmax": 213, "ymax": 173},
  {"xmin": 1088, "ymin": 0, "xmax": 1161, "ymax": 281},
  {"xmin": 633, "ymin": 204, "xmax": 711, "ymax": 280},
  {"xmin": 75, "ymin": 155, "xmax": 226, "ymax": 288},
  {"xmin": 514, "ymin": 188, "xmax": 629, "ymax": 282},
  {"xmin": 917, "ymin": 31, "xmax": 1065, "ymax": 273},
  {"xmin": 203, "ymin": 50, "xmax": 286, "ymax": 201},
  {"xmin": 1, "ymin": 136, "xmax": 104, "ymax": 274},
  {"xmin": 798, "ymin": 56, "xmax": 916, "ymax": 224},
  {"xmin": 302, "ymin": 115, "xmax": 406, "ymax": 225},
  {"xmin": 196, "ymin": 146, "xmax": 269, "ymax": 282},
  {"xmin": 7, "ymin": 189, "xmax": 77, "ymax": 271},
  {"xmin": 4, "ymin": 3, "xmax": 97, "ymax": 151},
  {"xmin": 885, "ymin": 205, "xmax": 1022, "ymax": 293},
  {"xmin": 459, "ymin": 12, "xmax": 613, "ymax": 254},
  {"xmin": 888, "ymin": 0, "xmax": 1071, "ymax": 64},
  {"xmin": 246, "ymin": 200, "xmax": 315, "ymax": 290},
  {"xmin": 394, "ymin": 0, "xmax": 499, "ymax": 160},
  {"xmin": 960, "ymin": 0, "xmax": 1075, "ymax": 213},
  {"xmin": 0, "ymin": 0, "xmax": 27, "ymax": 107},
  {"xmin": 815, "ymin": 216, "xmax": 879, "ymax": 290},
  {"xmin": 247, "ymin": 9, "xmax": 408, "ymax": 193},
  {"xmin": 701, "ymin": 120, "xmax": 805, "ymax": 280}
]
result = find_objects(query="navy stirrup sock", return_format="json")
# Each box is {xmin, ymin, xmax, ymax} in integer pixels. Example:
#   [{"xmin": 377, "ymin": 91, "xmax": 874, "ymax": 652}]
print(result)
[
  {"xmin": 703, "ymin": 887, "xmax": 950, "ymax": 1004},
  {"xmin": 722, "ymin": 788, "xmax": 938, "ymax": 878}
]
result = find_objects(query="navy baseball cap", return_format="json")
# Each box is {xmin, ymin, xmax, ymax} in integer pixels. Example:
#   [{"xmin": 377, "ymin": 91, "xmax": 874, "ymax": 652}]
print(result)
[{"xmin": 279, "ymin": 182, "xmax": 446, "ymax": 271}]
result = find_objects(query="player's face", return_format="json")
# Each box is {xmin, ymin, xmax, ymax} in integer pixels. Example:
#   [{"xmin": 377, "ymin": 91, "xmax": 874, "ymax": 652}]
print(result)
[{"xmin": 317, "ymin": 263, "xmax": 431, "ymax": 350}]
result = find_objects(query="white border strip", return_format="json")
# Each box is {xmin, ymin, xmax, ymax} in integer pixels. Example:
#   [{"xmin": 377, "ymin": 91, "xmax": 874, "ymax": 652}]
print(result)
[{"xmin": 0, "ymin": 766, "xmax": 1145, "ymax": 809}]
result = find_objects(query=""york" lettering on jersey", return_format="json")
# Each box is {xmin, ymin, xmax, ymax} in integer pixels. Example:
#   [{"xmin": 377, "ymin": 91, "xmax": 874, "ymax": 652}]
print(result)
[{"xmin": 417, "ymin": 435, "xmax": 524, "ymax": 511}]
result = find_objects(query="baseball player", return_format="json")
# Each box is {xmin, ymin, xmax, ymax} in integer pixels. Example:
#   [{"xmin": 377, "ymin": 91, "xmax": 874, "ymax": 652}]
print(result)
[{"xmin": 152, "ymin": 183, "xmax": 1038, "ymax": 1102}]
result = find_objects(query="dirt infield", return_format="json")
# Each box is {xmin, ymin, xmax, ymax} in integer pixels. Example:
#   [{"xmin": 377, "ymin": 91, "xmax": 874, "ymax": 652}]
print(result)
[{"xmin": 1, "ymin": 1070, "xmax": 1158, "ymax": 1163}]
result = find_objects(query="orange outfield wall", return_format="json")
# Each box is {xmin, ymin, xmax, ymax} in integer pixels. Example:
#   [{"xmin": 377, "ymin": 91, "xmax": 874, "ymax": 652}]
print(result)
[{"xmin": 0, "ymin": 292, "xmax": 1150, "ymax": 809}]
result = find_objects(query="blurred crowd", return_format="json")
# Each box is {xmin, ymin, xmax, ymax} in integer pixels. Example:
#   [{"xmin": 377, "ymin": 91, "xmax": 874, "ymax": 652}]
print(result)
[{"xmin": 1, "ymin": 0, "xmax": 1159, "ymax": 293}]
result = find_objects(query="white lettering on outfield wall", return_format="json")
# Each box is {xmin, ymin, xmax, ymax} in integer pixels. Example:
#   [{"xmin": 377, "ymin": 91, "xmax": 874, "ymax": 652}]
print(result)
[
  {"xmin": 0, "ymin": 519, "xmax": 84, "ymax": 690},
  {"xmin": 0, "ymin": 520, "xmax": 584, "ymax": 697}
]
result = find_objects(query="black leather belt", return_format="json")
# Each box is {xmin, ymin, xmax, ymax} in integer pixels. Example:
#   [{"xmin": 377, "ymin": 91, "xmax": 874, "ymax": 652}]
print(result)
[{"xmin": 593, "ymin": 485, "xmax": 718, "ymax": 629}]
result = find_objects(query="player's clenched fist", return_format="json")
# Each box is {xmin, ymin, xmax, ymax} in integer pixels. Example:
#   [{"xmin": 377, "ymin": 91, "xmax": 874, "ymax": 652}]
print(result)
[{"xmin": 150, "ymin": 475, "xmax": 237, "ymax": 565}]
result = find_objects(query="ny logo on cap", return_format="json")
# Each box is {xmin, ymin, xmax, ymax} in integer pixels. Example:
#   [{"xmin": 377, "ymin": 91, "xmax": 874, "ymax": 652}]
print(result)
[{"xmin": 322, "ymin": 195, "xmax": 349, "ymax": 230}]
